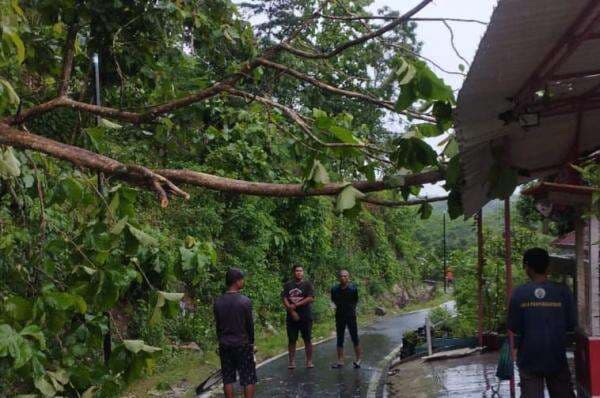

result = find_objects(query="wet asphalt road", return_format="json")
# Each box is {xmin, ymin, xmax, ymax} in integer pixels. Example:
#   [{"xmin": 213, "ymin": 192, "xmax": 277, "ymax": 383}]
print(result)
[{"xmin": 215, "ymin": 303, "xmax": 453, "ymax": 398}]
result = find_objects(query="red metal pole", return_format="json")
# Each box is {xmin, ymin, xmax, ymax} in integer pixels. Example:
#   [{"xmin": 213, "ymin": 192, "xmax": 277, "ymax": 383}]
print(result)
[
  {"xmin": 504, "ymin": 199, "xmax": 516, "ymax": 398},
  {"xmin": 477, "ymin": 210, "xmax": 484, "ymax": 347}
]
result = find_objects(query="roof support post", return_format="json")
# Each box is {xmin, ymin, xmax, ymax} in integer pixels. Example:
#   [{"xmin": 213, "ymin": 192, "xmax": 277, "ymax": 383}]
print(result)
[
  {"xmin": 477, "ymin": 210, "xmax": 485, "ymax": 347},
  {"xmin": 504, "ymin": 198, "xmax": 516, "ymax": 398}
]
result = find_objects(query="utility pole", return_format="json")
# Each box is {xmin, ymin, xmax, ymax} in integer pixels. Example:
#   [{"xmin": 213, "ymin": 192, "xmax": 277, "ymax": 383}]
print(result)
[
  {"xmin": 443, "ymin": 213, "xmax": 447, "ymax": 293},
  {"xmin": 93, "ymin": 52, "xmax": 111, "ymax": 364}
]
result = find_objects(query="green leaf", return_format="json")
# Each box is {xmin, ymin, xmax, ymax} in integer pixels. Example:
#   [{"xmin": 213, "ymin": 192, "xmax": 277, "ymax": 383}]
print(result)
[
  {"xmin": 432, "ymin": 101, "xmax": 453, "ymax": 126},
  {"xmin": 0, "ymin": 147, "xmax": 21, "ymax": 177},
  {"xmin": 314, "ymin": 116, "xmax": 333, "ymax": 130},
  {"xmin": 398, "ymin": 63, "xmax": 417, "ymax": 85},
  {"xmin": 307, "ymin": 160, "xmax": 330, "ymax": 186},
  {"xmin": 444, "ymin": 155, "xmax": 462, "ymax": 190},
  {"xmin": 123, "ymin": 339, "xmax": 162, "ymax": 354},
  {"xmin": 179, "ymin": 246, "xmax": 196, "ymax": 271},
  {"xmin": 447, "ymin": 190, "xmax": 464, "ymax": 220},
  {"xmin": 20, "ymin": 325, "xmax": 46, "ymax": 350},
  {"xmin": 4, "ymin": 296, "xmax": 32, "ymax": 321},
  {"xmin": 110, "ymin": 217, "xmax": 128, "ymax": 235},
  {"xmin": 418, "ymin": 203, "xmax": 433, "ymax": 219},
  {"xmin": 85, "ymin": 127, "xmax": 107, "ymax": 152},
  {"xmin": 336, "ymin": 185, "xmax": 365, "ymax": 213},
  {"xmin": 61, "ymin": 177, "xmax": 83, "ymax": 202},
  {"xmin": 391, "ymin": 137, "xmax": 438, "ymax": 172},
  {"xmin": 47, "ymin": 368, "xmax": 69, "ymax": 389},
  {"xmin": 22, "ymin": 174, "xmax": 34, "ymax": 188},
  {"xmin": 396, "ymin": 83, "xmax": 417, "ymax": 111},
  {"xmin": 34, "ymin": 377, "xmax": 56, "ymax": 397},
  {"xmin": 416, "ymin": 66, "xmax": 453, "ymax": 101},
  {"xmin": 328, "ymin": 125, "xmax": 360, "ymax": 144},
  {"xmin": 0, "ymin": 324, "xmax": 32, "ymax": 369},
  {"xmin": 415, "ymin": 123, "xmax": 443, "ymax": 138},
  {"xmin": 98, "ymin": 118, "xmax": 122, "ymax": 129},
  {"xmin": 458, "ymin": 64, "xmax": 465, "ymax": 72},
  {"xmin": 127, "ymin": 224, "xmax": 159, "ymax": 246},
  {"xmin": 159, "ymin": 291, "xmax": 184, "ymax": 302},
  {"xmin": 44, "ymin": 292, "xmax": 87, "ymax": 313},
  {"xmin": 0, "ymin": 78, "xmax": 19, "ymax": 104},
  {"xmin": 5, "ymin": 31, "xmax": 25, "ymax": 63},
  {"xmin": 81, "ymin": 387, "xmax": 97, "ymax": 398},
  {"xmin": 443, "ymin": 136, "xmax": 459, "ymax": 158}
]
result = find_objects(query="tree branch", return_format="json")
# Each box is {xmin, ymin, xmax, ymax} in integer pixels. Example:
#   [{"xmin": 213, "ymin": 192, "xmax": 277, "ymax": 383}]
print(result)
[
  {"xmin": 317, "ymin": 13, "xmax": 487, "ymax": 25},
  {"xmin": 443, "ymin": 21, "xmax": 470, "ymax": 67},
  {"xmin": 280, "ymin": 0, "xmax": 432, "ymax": 59},
  {"xmin": 256, "ymin": 58, "xmax": 435, "ymax": 122},
  {"xmin": 224, "ymin": 87, "xmax": 389, "ymax": 152},
  {"xmin": 0, "ymin": 123, "xmax": 443, "ymax": 201},
  {"xmin": 58, "ymin": 23, "xmax": 79, "ymax": 96},
  {"xmin": 364, "ymin": 195, "xmax": 447, "ymax": 207}
]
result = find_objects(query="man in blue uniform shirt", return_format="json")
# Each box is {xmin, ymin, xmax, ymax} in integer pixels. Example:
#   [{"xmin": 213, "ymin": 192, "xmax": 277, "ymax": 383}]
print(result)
[
  {"xmin": 331, "ymin": 269, "xmax": 362, "ymax": 368},
  {"xmin": 507, "ymin": 248, "xmax": 576, "ymax": 398}
]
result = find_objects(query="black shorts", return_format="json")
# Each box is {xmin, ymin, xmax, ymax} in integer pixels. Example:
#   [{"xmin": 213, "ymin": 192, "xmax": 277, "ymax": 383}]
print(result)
[
  {"xmin": 335, "ymin": 313, "xmax": 359, "ymax": 348},
  {"xmin": 218, "ymin": 345, "xmax": 257, "ymax": 387},
  {"xmin": 286, "ymin": 319, "xmax": 313, "ymax": 344}
]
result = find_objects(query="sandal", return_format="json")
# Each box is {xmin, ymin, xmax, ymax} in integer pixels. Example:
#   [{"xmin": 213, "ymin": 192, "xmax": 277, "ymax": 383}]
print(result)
[
  {"xmin": 353, "ymin": 361, "xmax": 361, "ymax": 369},
  {"xmin": 330, "ymin": 363, "xmax": 344, "ymax": 369}
]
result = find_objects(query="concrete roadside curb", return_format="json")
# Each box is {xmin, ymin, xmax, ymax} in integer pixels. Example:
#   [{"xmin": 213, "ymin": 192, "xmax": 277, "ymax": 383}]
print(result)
[{"xmin": 365, "ymin": 341, "xmax": 404, "ymax": 398}]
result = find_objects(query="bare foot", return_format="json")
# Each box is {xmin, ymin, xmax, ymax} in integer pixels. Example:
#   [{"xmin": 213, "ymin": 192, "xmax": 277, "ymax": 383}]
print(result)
[
  {"xmin": 288, "ymin": 362, "xmax": 296, "ymax": 369},
  {"xmin": 306, "ymin": 362, "xmax": 315, "ymax": 369}
]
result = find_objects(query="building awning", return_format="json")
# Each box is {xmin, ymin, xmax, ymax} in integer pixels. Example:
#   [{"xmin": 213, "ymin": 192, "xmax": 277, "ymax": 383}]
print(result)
[{"xmin": 455, "ymin": 0, "xmax": 600, "ymax": 217}]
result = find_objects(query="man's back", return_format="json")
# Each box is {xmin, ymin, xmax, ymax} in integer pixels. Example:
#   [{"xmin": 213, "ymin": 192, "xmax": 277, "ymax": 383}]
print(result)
[
  {"xmin": 214, "ymin": 292, "xmax": 254, "ymax": 347},
  {"xmin": 508, "ymin": 281, "xmax": 575, "ymax": 375}
]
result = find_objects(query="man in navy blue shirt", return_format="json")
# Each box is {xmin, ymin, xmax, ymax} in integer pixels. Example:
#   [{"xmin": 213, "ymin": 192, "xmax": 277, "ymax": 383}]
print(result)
[
  {"xmin": 331, "ymin": 270, "xmax": 362, "ymax": 368},
  {"xmin": 507, "ymin": 248, "xmax": 576, "ymax": 398}
]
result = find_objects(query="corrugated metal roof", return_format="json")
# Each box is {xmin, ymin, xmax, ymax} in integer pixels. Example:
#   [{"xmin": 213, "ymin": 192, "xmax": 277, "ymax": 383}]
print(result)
[{"xmin": 455, "ymin": 0, "xmax": 600, "ymax": 217}]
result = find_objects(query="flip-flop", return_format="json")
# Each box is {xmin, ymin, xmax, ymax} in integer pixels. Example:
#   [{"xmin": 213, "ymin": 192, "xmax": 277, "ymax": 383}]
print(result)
[
  {"xmin": 353, "ymin": 361, "xmax": 361, "ymax": 369},
  {"xmin": 330, "ymin": 363, "xmax": 344, "ymax": 369},
  {"xmin": 306, "ymin": 363, "xmax": 315, "ymax": 369},
  {"xmin": 288, "ymin": 363, "xmax": 296, "ymax": 369}
]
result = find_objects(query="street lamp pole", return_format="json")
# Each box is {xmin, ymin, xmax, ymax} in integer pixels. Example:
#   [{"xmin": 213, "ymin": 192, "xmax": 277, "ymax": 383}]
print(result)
[{"xmin": 443, "ymin": 212, "xmax": 447, "ymax": 293}]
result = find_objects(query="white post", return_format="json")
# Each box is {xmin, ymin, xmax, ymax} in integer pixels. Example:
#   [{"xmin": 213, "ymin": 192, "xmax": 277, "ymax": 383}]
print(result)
[{"xmin": 426, "ymin": 317, "xmax": 433, "ymax": 356}]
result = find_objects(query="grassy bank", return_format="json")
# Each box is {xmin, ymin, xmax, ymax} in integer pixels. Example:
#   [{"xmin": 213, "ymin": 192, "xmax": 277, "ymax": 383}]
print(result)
[{"xmin": 125, "ymin": 290, "xmax": 451, "ymax": 397}]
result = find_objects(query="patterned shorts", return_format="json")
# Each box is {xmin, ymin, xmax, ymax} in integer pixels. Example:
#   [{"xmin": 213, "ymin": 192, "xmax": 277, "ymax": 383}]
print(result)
[{"xmin": 218, "ymin": 345, "xmax": 257, "ymax": 386}]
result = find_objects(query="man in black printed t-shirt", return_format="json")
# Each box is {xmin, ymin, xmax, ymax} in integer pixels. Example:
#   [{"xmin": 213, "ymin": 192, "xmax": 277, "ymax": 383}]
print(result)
[
  {"xmin": 281, "ymin": 265, "xmax": 315, "ymax": 369},
  {"xmin": 507, "ymin": 248, "xmax": 576, "ymax": 398}
]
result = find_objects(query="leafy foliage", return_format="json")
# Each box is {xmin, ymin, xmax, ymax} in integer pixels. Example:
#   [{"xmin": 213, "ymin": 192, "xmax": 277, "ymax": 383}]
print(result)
[{"xmin": 0, "ymin": 0, "xmax": 471, "ymax": 395}]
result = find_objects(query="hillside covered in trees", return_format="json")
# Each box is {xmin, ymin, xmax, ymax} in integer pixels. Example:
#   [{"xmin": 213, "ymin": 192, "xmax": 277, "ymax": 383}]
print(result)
[{"xmin": 0, "ymin": 0, "xmax": 579, "ymax": 396}]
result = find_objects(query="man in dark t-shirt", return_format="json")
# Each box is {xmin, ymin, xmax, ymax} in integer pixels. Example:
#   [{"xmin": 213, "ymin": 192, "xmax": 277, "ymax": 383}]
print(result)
[
  {"xmin": 281, "ymin": 265, "xmax": 315, "ymax": 369},
  {"xmin": 214, "ymin": 268, "xmax": 256, "ymax": 398},
  {"xmin": 331, "ymin": 269, "xmax": 362, "ymax": 368},
  {"xmin": 507, "ymin": 248, "xmax": 576, "ymax": 398}
]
